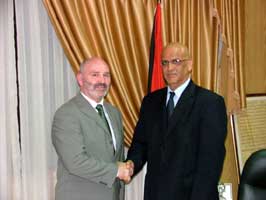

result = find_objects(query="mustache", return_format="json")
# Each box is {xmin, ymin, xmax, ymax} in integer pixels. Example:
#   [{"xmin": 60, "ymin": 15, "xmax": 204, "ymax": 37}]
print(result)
[
  {"xmin": 166, "ymin": 72, "xmax": 177, "ymax": 75},
  {"xmin": 165, "ymin": 69, "xmax": 178, "ymax": 74},
  {"xmin": 94, "ymin": 83, "xmax": 108, "ymax": 89}
]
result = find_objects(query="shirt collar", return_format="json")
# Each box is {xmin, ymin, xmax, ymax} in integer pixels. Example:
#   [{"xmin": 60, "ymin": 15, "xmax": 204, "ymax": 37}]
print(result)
[
  {"xmin": 167, "ymin": 77, "xmax": 191, "ymax": 97},
  {"xmin": 80, "ymin": 92, "xmax": 104, "ymax": 108}
]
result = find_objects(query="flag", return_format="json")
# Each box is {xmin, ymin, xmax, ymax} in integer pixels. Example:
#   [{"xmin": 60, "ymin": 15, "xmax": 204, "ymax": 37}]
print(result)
[{"xmin": 148, "ymin": 1, "xmax": 164, "ymax": 92}]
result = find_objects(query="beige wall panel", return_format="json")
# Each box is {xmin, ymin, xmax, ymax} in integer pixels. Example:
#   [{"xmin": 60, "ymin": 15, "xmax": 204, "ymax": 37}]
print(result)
[
  {"xmin": 245, "ymin": 0, "xmax": 266, "ymax": 94},
  {"xmin": 235, "ymin": 96, "xmax": 266, "ymax": 170}
]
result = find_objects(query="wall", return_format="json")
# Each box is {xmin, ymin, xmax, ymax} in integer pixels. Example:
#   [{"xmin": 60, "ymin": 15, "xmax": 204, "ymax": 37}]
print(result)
[{"xmin": 245, "ymin": 0, "xmax": 266, "ymax": 95}]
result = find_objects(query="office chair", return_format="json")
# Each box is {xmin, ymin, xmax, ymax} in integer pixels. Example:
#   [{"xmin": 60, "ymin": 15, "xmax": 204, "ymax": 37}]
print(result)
[{"xmin": 238, "ymin": 149, "xmax": 266, "ymax": 200}]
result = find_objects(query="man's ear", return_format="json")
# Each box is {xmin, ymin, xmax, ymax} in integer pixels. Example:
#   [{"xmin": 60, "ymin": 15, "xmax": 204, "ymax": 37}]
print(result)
[
  {"xmin": 187, "ymin": 60, "xmax": 193, "ymax": 72},
  {"xmin": 76, "ymin": 73, "xmax": 83, "ymax": 87}
]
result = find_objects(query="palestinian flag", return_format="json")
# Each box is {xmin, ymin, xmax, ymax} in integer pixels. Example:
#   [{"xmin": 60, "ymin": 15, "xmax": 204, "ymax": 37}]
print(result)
[{"xmin": 148, "ymin": 1, "xmax": 164, "ymax": 92}]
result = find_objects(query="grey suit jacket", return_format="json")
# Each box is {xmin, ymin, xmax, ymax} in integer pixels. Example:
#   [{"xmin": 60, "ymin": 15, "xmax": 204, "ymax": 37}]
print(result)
[{"xmin": 52, "ymin": 93, "xmax": 125, "ymax": 200}]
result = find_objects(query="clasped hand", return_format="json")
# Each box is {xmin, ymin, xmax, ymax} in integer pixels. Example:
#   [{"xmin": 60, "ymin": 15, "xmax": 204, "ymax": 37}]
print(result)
[{"xmin": 117, "ymin": 160, "xmax": 134, "ymax": 184}]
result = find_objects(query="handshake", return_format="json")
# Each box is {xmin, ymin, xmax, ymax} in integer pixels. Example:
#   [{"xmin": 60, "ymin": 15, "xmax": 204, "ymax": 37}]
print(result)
[{"xmin": 117, "ymin": 160, "xmax": 134, "ymax": 184}]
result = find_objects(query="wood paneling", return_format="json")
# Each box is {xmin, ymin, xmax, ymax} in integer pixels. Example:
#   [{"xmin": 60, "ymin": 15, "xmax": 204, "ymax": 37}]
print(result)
[{"xmin": 245, "ymin": 0, "xmax": 266, "ymax": 94}]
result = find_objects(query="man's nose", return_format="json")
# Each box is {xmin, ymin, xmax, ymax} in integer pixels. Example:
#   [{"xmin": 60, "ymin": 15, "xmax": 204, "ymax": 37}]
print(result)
[
  {"xmin": 98, "ymin": 75, "xmax": 107, "ymax": 82},
  {"xmin": 167, "ymin": 63, "xmax": 176, "ymax": 71}
]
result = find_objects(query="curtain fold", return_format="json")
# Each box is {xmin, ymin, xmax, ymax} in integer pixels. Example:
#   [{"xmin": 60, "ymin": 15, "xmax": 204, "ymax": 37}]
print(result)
[
  {"xmin": 0, "ymin": 0, "xmax": 21, "ymax": 199},
  {"xmin": 214, "ymin": 0, "xmax": 245, "ymax": 113}
]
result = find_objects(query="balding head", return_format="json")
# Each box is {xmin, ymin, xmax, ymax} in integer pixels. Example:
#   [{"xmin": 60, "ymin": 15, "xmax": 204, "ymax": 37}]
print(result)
[
  {"xmin": 162, "ymin": 42, "xmax": 191, "ymax": 60},
  {"xmin": 79, "ymin": 57, "xmax": 109, "ymax": 73}
]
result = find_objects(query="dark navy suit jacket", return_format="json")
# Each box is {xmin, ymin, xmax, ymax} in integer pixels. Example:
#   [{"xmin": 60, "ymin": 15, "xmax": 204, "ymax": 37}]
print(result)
[{"xmin": 127, "ymin": 81, "xmax": 227, "ymax": 200}]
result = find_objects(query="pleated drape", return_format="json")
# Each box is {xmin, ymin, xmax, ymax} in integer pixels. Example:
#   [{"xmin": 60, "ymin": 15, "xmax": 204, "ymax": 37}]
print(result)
[
  {"xmin": 43, "ymin": 1, "xmax": 244, "ymax": 198},
  {"xmin": 43, "ymin": 0, "xmax": 244, "ymax": 145}
]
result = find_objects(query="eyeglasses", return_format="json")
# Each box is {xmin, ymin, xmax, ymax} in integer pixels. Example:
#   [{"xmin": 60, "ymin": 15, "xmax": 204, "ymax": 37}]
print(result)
[{"xmin": 161, "ymin": 58, "xmax": 189, "ymax": 67}]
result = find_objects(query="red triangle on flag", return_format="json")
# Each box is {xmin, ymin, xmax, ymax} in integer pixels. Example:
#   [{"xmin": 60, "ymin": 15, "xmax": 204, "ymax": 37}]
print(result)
[{"xmin": 148, "ymin": 2, "xmax": 164, "ymax": 93}]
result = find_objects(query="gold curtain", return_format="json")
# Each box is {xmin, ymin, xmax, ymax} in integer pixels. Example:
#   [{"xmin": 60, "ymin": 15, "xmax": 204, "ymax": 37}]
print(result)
[
  {"xmin": 43, "ymin": 0, "xmax": 245, "ymax": 143},
  {"xmin": 43, "ymin": 0, "xmax": 157, "ymax": 146},
  {"xmin": 214, "ymin": 0, "xmax": 245, "ymax": 113},
  {"xmin": 43, "ymin": 1, "xmax": 244, "ymax": 198}
]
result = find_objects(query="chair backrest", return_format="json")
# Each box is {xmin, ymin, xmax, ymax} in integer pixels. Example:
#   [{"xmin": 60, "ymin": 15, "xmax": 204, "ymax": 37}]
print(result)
[{"xmin": 238, "ymin": 149, "xmax": 266, "ymax": 200}]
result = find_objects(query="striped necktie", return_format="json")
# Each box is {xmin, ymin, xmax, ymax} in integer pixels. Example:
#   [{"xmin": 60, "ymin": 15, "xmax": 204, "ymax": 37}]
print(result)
[
  {"xmin": 96, "ymin": 104, "xmax": 115, "ymax": 154},
  {"xmin": 96, "ymin": 104, "xmax": 111, "ymax": 134}
]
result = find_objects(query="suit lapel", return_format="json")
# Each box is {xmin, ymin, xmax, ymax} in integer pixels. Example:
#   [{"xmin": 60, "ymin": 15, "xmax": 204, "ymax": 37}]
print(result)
[
  {"xmin": 74, "ymin": 94, "xmax": 111, "ymax": 135},
  {"xmin": 104, "ymin": 103, "xmax": 121, "ymax": 152},
  {"xmin": 166, "ymin": 81, "xmax": 197, "ymax": 136},
  {"xmin": 160, "ymin": 89, "xmax": 168, "ymax": 132},
  {"xmin": 148, "ymin": 88, "xmax": 168, "ymax": 140}
]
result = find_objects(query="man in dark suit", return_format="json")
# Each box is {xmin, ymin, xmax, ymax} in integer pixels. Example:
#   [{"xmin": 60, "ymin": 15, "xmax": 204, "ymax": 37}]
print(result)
[
  {"xmin": 126, "ymin": 42, "xmax": 228, "ymax": 200},
  {"xmin": 52, "ymin": 57, "xmax": 132, "ymax": 200}
]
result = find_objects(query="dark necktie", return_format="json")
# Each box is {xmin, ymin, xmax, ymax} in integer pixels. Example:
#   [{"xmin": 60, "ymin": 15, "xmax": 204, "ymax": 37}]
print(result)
[
  {"xmin": 166, "ymin": 92, "xmax": 175, "ymax": 119},
  {"xmin": 96, "ymin": 104, "xmax": 111, "ymax": 134},
  {"xmin": 96, "ymin": 104, "xmax": 115, "ymax": 154}
]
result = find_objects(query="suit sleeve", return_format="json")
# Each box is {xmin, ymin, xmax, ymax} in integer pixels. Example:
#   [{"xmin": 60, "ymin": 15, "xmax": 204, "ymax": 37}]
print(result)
[
  {"xmin": 190, "ymin": 95, "xmax": 227, "ymax": 200},
  {"xmin": 127, "ymin": 96, "xmax": 148, "ymax": 174},
  {"xmin": 52, "ymin": 105, "xmax": 118, "ymax": 188}
]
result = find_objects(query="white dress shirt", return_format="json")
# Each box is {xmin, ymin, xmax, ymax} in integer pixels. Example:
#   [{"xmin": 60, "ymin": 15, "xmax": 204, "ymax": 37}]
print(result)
[{"xmin": 166, "ymin": 78, "xmax": 191, "ymax": 107}]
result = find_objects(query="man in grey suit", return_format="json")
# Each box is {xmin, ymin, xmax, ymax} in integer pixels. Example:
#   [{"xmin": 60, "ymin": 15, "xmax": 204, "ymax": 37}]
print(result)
[{"xmin": 52, "ymin": 57, "xmax": 131, "ymax": 200}]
